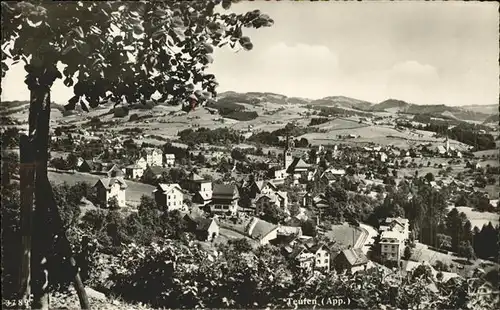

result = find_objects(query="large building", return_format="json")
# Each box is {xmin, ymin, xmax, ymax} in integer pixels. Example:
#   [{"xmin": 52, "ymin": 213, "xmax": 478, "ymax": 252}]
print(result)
[
  {"xmin": 210, "ymin": 183, "xmax": 240, "ymax": 215},
  {"xmin": 142, "ymin": 147, "xmax": 163, "ymax": 167},
  {"xmin": 379, "ymin": 230, "xmax": 405, "ymax": 263}
]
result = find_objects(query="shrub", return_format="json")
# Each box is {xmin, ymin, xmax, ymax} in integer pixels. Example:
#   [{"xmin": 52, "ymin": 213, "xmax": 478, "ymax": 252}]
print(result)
[{"xmin": 113, "ymin": 107, "xmax": 129, "ymax": 118}]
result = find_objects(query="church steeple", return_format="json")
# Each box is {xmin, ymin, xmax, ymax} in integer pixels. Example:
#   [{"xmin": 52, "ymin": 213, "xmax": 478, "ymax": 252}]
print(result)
[{"xmin": 284, "ymin": 135, "xmax": 294, "ymax": 170}]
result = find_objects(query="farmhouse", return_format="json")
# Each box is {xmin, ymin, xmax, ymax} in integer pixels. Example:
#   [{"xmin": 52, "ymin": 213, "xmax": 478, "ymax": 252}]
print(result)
[
  {"xmin": 184, "ymin": 210, "xmax": 220, "ymax": 242},
  {"xmin": 334, "ymin": 248, "xmax": 369, "ymax": 274},
  {"xmin": 210, "ymin": 183, "xmax": 240, "ymax": 215},
  {"xmin": 94, "ymin": 177, "xmax": 127, "ymax": 208},
  {"xmin": 246, "ymin": 217, "xmax": 279, "ymax": 245},
  {"xmin": 153, "ymin": 183, "xmax": 184, "ymax": 211}
]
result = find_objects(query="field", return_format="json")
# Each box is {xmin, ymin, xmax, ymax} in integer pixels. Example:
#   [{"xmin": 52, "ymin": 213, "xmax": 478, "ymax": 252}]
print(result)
[
  {"xmin": 410, "ymin": 243, "xmax": 499, "ymax": 278},
  {"xmin": 447, "ymin": 206, "xmax": 499, "ymax": 229},
  {"xmin": 324, "ymin": 224, "xmax": 363, "ymax": 248},
  {"xmin": 48, "ymin": 170, "xmax": 155, "ymax": 207}
]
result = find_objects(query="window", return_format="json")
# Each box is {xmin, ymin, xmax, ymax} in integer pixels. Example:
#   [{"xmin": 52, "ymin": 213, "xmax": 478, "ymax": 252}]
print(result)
[
  {"xmin": 392, "ymin": 245, "xmax": 396, "ymax": 251},
  {"xmin": 317, "ymin": 259, "xmax": 320, "ymax": 264},
  {"xmin": 324, "ymin": 259, "xmax": 328, "ymax": 264},
  {"xmin": 168, "ymin": 202, "xmax": 171, "ymax": 206},
  {"xmin": 168, "ymin": 195, "xmax": 171, "ymax": 200},
  {"xmin": 174, "ymin": 201, "xmax": 176, "ymax": 206}
]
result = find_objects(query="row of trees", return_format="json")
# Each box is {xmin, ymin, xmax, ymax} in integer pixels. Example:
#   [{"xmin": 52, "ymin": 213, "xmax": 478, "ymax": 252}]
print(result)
[{"xmin": 178, "ymin": 127, "xmax": 244, "ymax": 145}]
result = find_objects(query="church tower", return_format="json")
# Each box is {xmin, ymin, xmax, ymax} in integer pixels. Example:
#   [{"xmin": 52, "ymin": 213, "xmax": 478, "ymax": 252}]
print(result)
[{"xmin": 283, "ymin": 135, "xmax": 294, "ymax": 170}]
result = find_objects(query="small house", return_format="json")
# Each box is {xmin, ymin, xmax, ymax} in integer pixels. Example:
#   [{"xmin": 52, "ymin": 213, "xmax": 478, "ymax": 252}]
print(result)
[
  {"xmin": 184, "ymin": 210, "xmax": 220, "ymax": 242},
  {"xmin": 107, "ymin": 164, "xmax": 124, "ymax": 178},
  {"xmin": 125, "ymin": 164, "xmax": 145, "ymax": 179},
  {"xmin": 334, "ymin": 248, "xmax": 369, "ymax": 274},
  {"xmin": 246, "ymin": 217, "xmax": 279, "ymax": 245},
  {"xmin": 153, "ymin": 183, "xmax": 184, "ymax": 211},
  {"xmin": 94, "ymin": 177, "xmax": 127, "ymax": 208}
]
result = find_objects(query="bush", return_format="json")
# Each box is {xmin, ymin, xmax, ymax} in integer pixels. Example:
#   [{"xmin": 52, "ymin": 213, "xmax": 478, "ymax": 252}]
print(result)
[{"xmin": 113, "ymin": 107, "xmax": 129, "ymax": 118}]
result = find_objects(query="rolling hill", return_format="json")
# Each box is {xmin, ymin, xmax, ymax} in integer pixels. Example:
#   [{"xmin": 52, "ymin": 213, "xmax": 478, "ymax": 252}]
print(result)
[
  {"xmin": 370, "ymin": 99, "xmax": 493, "ymax": 122},
  {"xmin": 308, "ymin": 96, "xmax": 373, "ymax": 110}
]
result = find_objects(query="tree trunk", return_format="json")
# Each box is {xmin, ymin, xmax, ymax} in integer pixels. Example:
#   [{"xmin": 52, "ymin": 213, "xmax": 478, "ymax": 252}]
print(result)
[
  {"xmin": 30, "ymin": 86, "xmax": 52, "ymax": 310},
  {"xmin": 18, "ymin": 135, "xmax": 36, "ymax": 309},
  {"xmin": 28, "ymin": 80, "xmax": 90, "ymax": 309}
]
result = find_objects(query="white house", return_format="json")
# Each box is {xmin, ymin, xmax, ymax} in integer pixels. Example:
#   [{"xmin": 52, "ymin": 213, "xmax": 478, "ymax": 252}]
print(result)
[
  {"xmin": 153, "ymin": 183, "xmax": 184, "ymax": 211},
  {"xmin": 380, "ymin": 217, "xmax": 410, "ymax": 240},
  {"xmin": 94, "ymin": 177, "xmax": 127, "ymax": 208},
  {"xmin": 247, "ymin": 217, "xmax": 279, "ymax": 245},
  {"xmin": 142, "ymin": 147, "xmax": 163, "ymax": 167},
  {"xmin": 380, "ymin": 230, "xmax": 405, "ymax": 263},
  {"xmin": 164, "ymin": 153, "xmax": 175, "ymax": 167},
  {"xmin": 125, "ymin": 164, "xmax": 145, "ymax": 179}
]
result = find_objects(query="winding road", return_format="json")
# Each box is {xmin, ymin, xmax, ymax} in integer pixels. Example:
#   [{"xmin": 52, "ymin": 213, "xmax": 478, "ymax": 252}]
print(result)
[{"xmin": 356, "ymin": 223, "xmax": 378, "ymax": 254}]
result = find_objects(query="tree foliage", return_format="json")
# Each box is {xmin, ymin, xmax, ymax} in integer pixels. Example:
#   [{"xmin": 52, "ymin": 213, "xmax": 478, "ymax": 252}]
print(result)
[{"xmin": 2, "ymin": 1, "xmax": 273, "ymax": 109}]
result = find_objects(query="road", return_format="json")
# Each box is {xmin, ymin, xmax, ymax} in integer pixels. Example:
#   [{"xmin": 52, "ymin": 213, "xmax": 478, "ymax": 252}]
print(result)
[{"xmin": 358, "ymin": 223, "xmax": 378, "ymax": 254}]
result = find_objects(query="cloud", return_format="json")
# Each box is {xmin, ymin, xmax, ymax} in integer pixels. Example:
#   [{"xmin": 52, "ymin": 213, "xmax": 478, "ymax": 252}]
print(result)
[
  {"xmin": 388, "ymin": 60, "xmax": 440, "ymax": 83},
  {"xmin": 260, "ymin": 43, "xmax": 339, "ymax": 76}
]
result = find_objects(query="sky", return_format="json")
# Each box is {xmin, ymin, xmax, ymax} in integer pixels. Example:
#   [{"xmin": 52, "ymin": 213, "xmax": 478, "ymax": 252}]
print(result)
[{"xmin": 2, "ymin": 1, "xmax": 498, "ymax": 106}]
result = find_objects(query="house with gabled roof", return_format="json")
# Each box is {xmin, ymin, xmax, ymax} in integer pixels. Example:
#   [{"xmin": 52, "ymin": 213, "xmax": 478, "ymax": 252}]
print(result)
[
  {"xmin": 307, "ymin": 243, "xmax": 331, "ymax": 271},
  {"xmin": 287, "ymin": 157, "xmax": 313, "ymax": 184},
  {"xmin": 125, "ymin": 163, "xmax": 145, "ymax": 179},
  {"xmin": 144, "ymin": 165, "xmax": 170, "ymax": 179},
  {"xmin": 107, "ymin": 164, "xmax": 124, "ymax": 178},
  {"xmin": 94, "ymin": 177, "xmax": 127, "ymax": 208},
  {"xmin": 192, "ymin": 190, "xmax": 212, "ymax": 206},
  {"xmin": 78, "ymin": 159, "xmax": 95, "ymax": 173},
  {"xmin": 184, "ymin": 208, "xmax": 219, "ymax": 242},
  {"xmin": 246, "ymin": 217, "xmax": 279, "ymax": 245},
  {"xmin": 380, "ymin": 217, "xmax": 410, "ymax": 240},
  {"xmin": 185, "ymin": 171, "xmax": 212, "ymax": 194},
  {"xmin": 153, "ymin": 183, "xmax": 184, "ymax": 211},
  {"xmin": 334, "ymin": 248, "xmax": 369, "ymax": 274},
  {"xmin": 210, "ymin": 183, "xmax": 240, "ymax": 215}
]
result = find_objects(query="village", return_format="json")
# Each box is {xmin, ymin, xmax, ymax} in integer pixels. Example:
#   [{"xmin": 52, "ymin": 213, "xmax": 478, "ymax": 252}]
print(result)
[
  {"xmin": 1, "ymin": 1, "xmax": 499, "ymax": 308},
  {"xmin": 32, "ymin": 113, "xmax": 498, "ymax": 288}
]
